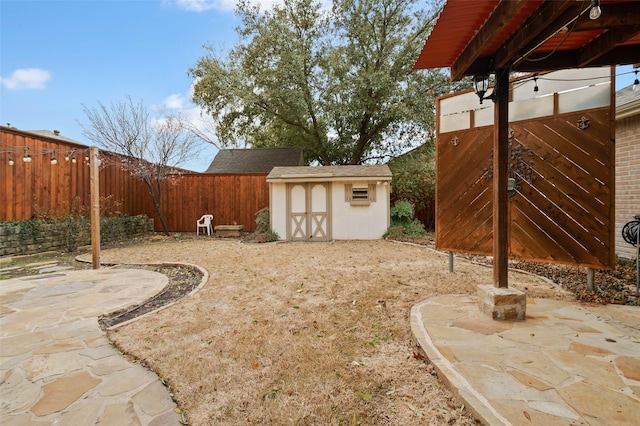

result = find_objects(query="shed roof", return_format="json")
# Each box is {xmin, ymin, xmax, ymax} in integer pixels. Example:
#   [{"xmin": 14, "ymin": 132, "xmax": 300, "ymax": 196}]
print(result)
[
  {"xmin": 205, "ymin": 147, "xmax": 304, "ymax": 173},
  {"xmin": 267, "ymin": 165, "xmax": 392, "ymax": 181},
  {"xmin": 414, "ymin": 0, "xmax": 640, "ymax": 80}
]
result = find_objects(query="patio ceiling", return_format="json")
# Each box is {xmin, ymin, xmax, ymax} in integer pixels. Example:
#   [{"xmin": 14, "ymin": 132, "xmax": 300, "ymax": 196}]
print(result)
[{"xmin": 414, "ymin": 0, "xmax": 640, "ymax": 80}]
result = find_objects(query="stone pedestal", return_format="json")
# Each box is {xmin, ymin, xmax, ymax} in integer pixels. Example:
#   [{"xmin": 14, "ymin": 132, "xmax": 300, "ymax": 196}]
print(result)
[
  {"xmin": 214, "ymin": 225, "xmax": 244, "ymax": 237},
  {"xmin": 477, "ymin": 285, "xmax": 526, "ymax": 320}
]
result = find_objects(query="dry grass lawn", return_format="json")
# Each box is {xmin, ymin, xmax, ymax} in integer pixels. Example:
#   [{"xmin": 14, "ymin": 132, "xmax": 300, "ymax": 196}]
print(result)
[{"xmin": 102, "ymin": 238, "xmax": 571, "ymax": 425}]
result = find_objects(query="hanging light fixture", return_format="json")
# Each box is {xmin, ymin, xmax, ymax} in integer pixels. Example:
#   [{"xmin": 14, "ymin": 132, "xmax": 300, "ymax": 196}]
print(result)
[
  {"xmin": 50, "ymin": 156, "xmax": 57, "ymax": 165},
  {"xmin": 72, "ymin": 156, "xmax": 77, "ymax": 164},
  {"xmin": 633, "ymin": 69, "xmax": 639, "ymax": 92},
  {"xmin": 23, "ymin": 148, "xmax": 31, "ymax": 163},
  {"xmin": 473, "ymin": 74, "xmax": 496, "ymax": 104},
  {"xmin": 589, "ymin": 0, "xmax": 601, "ymax": 20},
  {"xmin": 9, "ymin": 157, "xmax": 14, "ymax": 166}
]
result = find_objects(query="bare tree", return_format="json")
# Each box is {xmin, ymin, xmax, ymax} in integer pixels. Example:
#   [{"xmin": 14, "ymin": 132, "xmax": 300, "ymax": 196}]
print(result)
[{"xmin": 81, "ymin": 96, "xmax": 200, "ymax": 235}]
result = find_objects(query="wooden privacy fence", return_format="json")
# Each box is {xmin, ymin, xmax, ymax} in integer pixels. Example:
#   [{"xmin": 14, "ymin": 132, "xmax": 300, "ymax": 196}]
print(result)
[
  {"xmin": 153, "ymin": 173, "xmax": 269, "ymax": 232},
  {"xmin": 1, "ymin": 127, "xmax": 269, "ymax": 233},
  {"xmin": 436, "ymin": 68, "xmax": 615, "ymax": 269}
]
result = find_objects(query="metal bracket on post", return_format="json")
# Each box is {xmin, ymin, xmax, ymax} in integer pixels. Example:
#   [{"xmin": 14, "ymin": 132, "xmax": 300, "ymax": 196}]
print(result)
[{"xmin": 449, "ymin": 252, "xmax": 454, "ymax": 272}]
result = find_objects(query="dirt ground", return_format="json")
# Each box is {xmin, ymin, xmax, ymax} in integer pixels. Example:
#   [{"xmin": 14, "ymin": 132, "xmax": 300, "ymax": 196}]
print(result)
[{"xmin": 97, "ymin": 237, "xmax": 572, "ymax": 425}]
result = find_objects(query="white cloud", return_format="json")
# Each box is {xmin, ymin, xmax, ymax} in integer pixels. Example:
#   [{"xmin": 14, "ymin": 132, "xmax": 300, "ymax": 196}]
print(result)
[
  {"xmin": 174, "ymin": 0, "xmax": 221, "ymax": 12},
  {"xmin": 172, "ymin": 0, "xmax": 286, "ymax": 13},
  {"xmin": 154, "ymin": 91, "xmax": 217, "ymax": 136},
  {"xmin": 0, "ymin": 68, "xmax": 51, "ymax": 90},
  {"xmin": 163, "ymin": 94, "xmax": 186, "ymax": 110}
]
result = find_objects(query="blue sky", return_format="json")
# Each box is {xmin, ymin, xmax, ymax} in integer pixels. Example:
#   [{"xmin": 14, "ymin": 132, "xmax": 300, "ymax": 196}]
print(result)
[
  {"xmin": 0, "ymin": 0, "xmax": 250, "ymax": 171},
  {"xmin": 1, "ymin": 1, "xmax": 638, "ymax": 172}
]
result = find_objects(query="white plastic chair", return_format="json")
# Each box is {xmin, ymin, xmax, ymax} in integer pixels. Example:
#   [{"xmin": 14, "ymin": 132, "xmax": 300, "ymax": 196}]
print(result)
[{"xmin": 196, "ymin": 214, "xmax": 214, "ymax": 236}]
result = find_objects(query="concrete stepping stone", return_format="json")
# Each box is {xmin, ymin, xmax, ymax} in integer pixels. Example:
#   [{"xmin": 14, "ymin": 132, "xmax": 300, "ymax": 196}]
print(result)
[
  {"xmin": 38, "ymin": 266, "xmax": 74, "ymax": 274},
  {"xmin": 24, "ymin": 261, "xmax": 58, "ymax": 268},
  {"xmin": 0, "ymin": 266, "xmax": 23, "ymax": 272}
]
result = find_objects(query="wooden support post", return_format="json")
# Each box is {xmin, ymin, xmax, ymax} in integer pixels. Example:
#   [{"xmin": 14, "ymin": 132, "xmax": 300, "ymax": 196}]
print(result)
[
  {"xmin": 90, "ymin": 146, "xmax": 100, "ymax": 269},
  {"xmin": 493, "ymin": 69, "xmax": 510, "ymax": 288},
  {"xmin": 586, "ymin": 268, "xmax": 595, "ymax": 291}
]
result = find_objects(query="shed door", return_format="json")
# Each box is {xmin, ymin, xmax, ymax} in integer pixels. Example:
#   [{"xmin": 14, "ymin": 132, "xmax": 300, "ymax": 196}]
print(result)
[{"xmin": 287, "ymin": 183, "xmax": 329, "ymax": 241}]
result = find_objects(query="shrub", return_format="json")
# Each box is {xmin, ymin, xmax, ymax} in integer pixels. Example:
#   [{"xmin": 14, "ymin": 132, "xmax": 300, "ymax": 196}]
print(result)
[
  {"xmin": 384, "ymin": 200, "xmax": 427, "ymax": 239},
  {"xmin": 390, "ymin": 200, "xmax": 416, "ymax": 225},
  {"xmin": 53, "ymin": 215, "xmax": 88, "ymax": 252},
  {"xmin": 388, "ymin": 144, "xmax": 435, "ymax": 211},
  {"xmin": 252, "ymin": 208, "xmax": 279, "ymax": 242}
]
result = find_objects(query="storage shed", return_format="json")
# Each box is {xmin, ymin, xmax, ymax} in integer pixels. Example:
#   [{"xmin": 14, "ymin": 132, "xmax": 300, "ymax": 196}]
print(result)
[{"xmin": 266, "ymin": 165, "xmax": 392, "ymax": 241}]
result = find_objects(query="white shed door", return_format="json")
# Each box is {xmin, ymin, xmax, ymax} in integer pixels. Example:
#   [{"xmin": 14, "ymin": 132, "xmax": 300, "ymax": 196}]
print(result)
[
  {"xmin": 287, "ymin": 183, "xmax": 329, "ymax": 241},
  {"xmin": 290, "ymin": 184, "xmax": 307, "ymax": 241}
]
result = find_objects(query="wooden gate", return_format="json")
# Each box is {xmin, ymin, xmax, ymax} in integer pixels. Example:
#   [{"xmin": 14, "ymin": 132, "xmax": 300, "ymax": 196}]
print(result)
[
  {"xmin": 436, "ymin": 68, "xmax": 615, "ymax": 269},
  {"xmin": 287, "ymin": 182, "xmax": 329, "ymax": 241}
]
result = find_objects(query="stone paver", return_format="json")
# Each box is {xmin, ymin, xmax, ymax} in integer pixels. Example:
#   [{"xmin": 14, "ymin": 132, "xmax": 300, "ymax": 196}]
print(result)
[
  {"xmin": 0, "ymin": 269, "xmax": 182, "ymax": 425},
  {"xmin": 412, "ymin": 295, "xmax": 640, "ymax": 426}
]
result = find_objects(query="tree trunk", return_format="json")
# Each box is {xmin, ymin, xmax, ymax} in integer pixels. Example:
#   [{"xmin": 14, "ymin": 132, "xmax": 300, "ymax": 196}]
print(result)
[{"xmin": 143, "ymin": 177, "xmax": 170, "ymax": 236}]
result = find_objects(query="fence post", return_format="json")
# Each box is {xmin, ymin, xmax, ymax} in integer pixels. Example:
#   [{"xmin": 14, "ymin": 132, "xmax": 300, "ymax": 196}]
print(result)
[
  {"xmin": 90, "ymin": 146, "xmax": 100, "ymax": 269},
  {"xmin": 586, "ymin": 268, "xmax": 595, "ymax": 291}
]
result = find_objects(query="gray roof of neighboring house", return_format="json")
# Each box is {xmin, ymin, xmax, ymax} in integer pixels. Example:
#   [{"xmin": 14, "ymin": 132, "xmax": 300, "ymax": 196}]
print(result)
[
  {"xmin": 25, "ymin": 130, "xmax": 86, "ymax": 145},
  {"xmin": 205, "ymin": 148, "xmax": 304, "ymax": 173},
  {"xmin": 267, "ymin": 165, "xmax": 392, "ymax": 181},
  {"xmin": 616, "ymin": 83, "xmax": 640, "ymax": 118}
]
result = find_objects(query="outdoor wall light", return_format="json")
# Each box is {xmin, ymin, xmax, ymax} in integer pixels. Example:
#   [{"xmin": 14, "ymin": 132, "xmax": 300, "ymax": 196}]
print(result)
[
  {"xmin": 633, "ymin": 69, "xmax": 639, "ymax": 92},
  {"xmin": 533, "ymin": 77, "xmax": 539, "ymax": 97},
  {"xmin": 473, "ymin": 74, "xmax": 496, "ymax": 104},
  {"xmin": 507, "ymin": 177, "xmax": 516, "ymax": 193},
  {"xmin": 589, "ymin": 0, "xmax": 601, "ymax": 20}
]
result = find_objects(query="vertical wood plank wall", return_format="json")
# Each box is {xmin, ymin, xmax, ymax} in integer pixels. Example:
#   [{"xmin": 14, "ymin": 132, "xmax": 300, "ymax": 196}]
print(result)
[{"xmin": 1, "ymin": 128, "xmax": 268, "ymax": 232}]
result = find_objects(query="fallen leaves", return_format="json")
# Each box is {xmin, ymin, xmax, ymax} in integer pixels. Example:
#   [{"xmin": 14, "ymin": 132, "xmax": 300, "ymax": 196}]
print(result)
[
  {"xmin": 355, "ymin": 390, "xmax": 372, "ymax": 400},
  {"xmin": 404, "ymin": 401, "xmax": 423, "ymax": 418}
]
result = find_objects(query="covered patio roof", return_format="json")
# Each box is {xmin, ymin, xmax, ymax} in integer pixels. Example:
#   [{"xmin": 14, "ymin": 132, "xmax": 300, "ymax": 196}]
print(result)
[{"xmin": 414, "ymin": 0, "xmax": 640, "ymax": 80}]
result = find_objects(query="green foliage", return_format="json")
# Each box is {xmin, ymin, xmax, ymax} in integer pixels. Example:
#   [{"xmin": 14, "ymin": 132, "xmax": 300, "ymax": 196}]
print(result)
[
  {"xmin": 17, "ymin": 220, "xmax": 41, "ymax": 243},
  {"xmin": 388, "ymin": 144, "xmax": 435, "ymax": 211},
  {"xmin": 385, "ymin": 200, "xmax": 427, "ymax": 238},
  {"xmin": 390, "ymin": 200, "xmax": 416, "ymax": 224},
  {"xmin": 190, "ymin": 0, "xmax": 466, "ymax": 165},
  {"xmin": 3, "ymin": 214, "xmax": 150, "ymax": 255},
  {"xmin": 253, "ymin": 207, "xmax": 279, "ymax": 242},
  {"xmin": 255, "ymin": 207, "xmax": 271, "ymax": 233},
  {"xmin": 100, "ymin": 214, "xmax": 148, "ymax": 237},
  {"xmin": 53, "ymin": 215, "xmax": 88, "ymax": 253}
]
